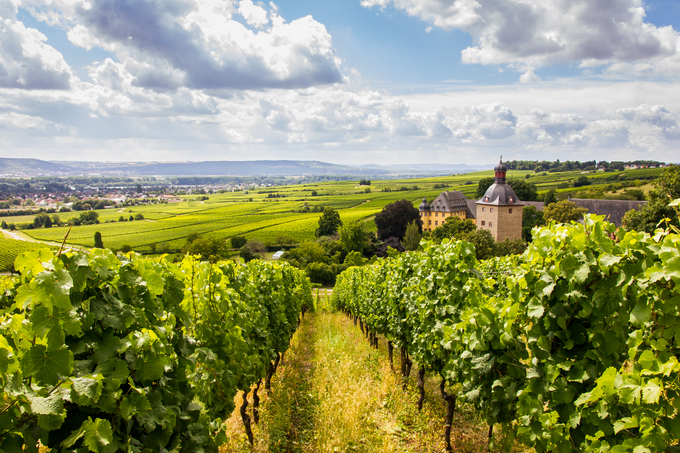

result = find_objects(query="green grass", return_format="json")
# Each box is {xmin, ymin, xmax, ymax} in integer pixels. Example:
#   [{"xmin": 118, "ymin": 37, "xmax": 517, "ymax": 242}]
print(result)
[{"xmin": 10, "ymin": 168, "xmax": 662, "ymax": 253}]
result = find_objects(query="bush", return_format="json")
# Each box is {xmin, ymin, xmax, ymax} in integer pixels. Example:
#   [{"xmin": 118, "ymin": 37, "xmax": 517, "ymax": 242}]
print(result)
[{"xmin": 230, "ymin": 236, "xmax": 247, "ymax": 249}]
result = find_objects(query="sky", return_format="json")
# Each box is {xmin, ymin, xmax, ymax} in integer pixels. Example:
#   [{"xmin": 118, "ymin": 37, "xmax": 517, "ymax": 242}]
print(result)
[{"xmin": 1, "ymin": 0, "xmax": 679, "ymax": 166}]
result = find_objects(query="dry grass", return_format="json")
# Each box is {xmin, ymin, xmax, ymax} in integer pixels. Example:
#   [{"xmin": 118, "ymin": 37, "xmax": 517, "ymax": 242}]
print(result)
[{"xmin": 219, "ymin": 294, "xmax": 528, "ymax": 453}]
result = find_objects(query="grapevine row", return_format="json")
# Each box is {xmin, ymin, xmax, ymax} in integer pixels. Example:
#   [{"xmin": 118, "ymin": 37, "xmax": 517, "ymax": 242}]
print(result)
[
  {"xmin": 0, "ymin": 248, "xmax": 312, "ymax": 452},
  {"xmin": 333, "ymin": 216, "xmax": 680, "ymax": 452}
]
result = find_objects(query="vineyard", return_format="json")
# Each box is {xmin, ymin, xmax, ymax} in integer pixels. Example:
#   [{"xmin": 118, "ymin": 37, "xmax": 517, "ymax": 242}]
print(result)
[
  {"xmin": 13, "ymin": 166, "xmax": 661, "ymax": 254},
  {"xmin": 0, "ymin": 248, "xmax": 312, "ymax": 451},
  {"xmin": 333, "ymin": 216, "xmax": 680, "ymax": 452}
]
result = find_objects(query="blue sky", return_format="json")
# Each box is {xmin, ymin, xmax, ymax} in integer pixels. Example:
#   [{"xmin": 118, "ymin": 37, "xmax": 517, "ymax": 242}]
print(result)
[{"xmin": 1, "ymin": 0, "xmax": 679, "ymax": 166}]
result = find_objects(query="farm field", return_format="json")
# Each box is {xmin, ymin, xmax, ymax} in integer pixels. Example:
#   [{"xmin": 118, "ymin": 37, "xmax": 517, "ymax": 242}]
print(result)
[{"xmin": 8, "ymin": 167, "xmax": 662, "ymax": 254}]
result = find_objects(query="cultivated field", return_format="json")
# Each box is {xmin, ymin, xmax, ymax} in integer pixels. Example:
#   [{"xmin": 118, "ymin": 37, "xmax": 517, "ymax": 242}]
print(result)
[{"xmin": 10, "ymin": 167, "xmax": 663, "ymax": 254}]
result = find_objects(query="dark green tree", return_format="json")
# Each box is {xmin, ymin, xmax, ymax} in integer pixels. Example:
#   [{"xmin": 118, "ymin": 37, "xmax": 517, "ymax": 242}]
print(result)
[
  {"xmin": 374, "ymin": 199, "xmax": 421, "ymax": 241},
  {"xmin": 542, "ymin": 189, "xmax": 558, "ymax": 206},
  {"xmin": 316, "ymin": 207, "xmax": 342, "ymax": 237},
  {"xmin": 475, "ymin": 177, "xmax": 495, "ymax": 198},
  {"xmin": 401, "ymin": 219, "xmax": 422, "ymax": 251},
  {"xmin": 522, "ymin": 205, "xmax": 546, "ymax": 241},
  {"xmin": 507, "ymin": 179, "xmax": 538, "ymax": 201},
  {"xmin": 339, "ymin": 221, "xmax": 368, "ymax": 254},
  {"xmin": 230, "ymin": 236, "xmax": 247, "ymax": 249},
  {"xmin": 94, "ymin": 231, "xmax": 104, "ymax": 248}
]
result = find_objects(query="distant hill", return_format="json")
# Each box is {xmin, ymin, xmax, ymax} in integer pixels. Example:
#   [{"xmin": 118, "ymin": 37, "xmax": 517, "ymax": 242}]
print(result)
[
  {"xmin": 0, "ymin": 158, "xmax": 72, "ymax": 175},
  {"xmin": 0, "ymin": 158, "xmax": 488, "ymax": 177}
]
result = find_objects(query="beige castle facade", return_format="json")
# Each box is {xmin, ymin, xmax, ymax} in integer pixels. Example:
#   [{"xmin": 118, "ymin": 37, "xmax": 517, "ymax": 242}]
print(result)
[{"xmin": 419, "ymin": 158, "xmax": 523, "ymax": 242}]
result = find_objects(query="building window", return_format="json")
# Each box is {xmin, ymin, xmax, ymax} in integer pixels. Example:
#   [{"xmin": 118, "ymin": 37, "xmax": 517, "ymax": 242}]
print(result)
[
  {"xmin": 428, "ymin": 220, "xmax": 431, "ymax": 225},
  {"xmin": 482, "ymin": 207, "xmax": 486, "ymax": 212},
  {"xmin": 435, "ymin": 221, "xmax": 438, "ymax": 226},
  {"xmin": 435, "ymin": 212, "xmax": 438, "ymax": 217},
  {"xmin": 489, "ymin": 222, "xmax": 493, "ymax": 227},
  {"xmin": 481, "ymin": 220, "xmax": 485, "ymax": 226},
  {"xmin": 509, "ymin": 197, "xmax": 514, "ymax": 202},
  {"xmin": 490, "ymin": 208, "xmax": 494, "ymax": 213},
  {"xmin": 509, "ymin": 209, "xmax": 513, "ymax": 214}
]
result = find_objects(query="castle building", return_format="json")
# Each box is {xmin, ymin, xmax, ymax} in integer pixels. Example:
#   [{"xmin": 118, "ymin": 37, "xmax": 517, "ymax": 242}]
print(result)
[
  {"xmin": 419, "ymin": 158, "xmax": 523, "ymax": 241},
  {"xmin": 475, "ymin": 159, "xmax": 523, "ymax": 241},
  {"xmin": 420, "ymin": 157, "xmax": 647, "ymax": 242},
  {"xmin": 419, "ymin": 190, "xmax": 475, "ymax": 232}
]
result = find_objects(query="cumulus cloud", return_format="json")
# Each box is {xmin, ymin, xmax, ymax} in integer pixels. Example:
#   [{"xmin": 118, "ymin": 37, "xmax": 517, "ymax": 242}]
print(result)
[
  {"xmin": 361, "ymin": 0, "xmax": 680, "ymax": 77},
  {"xmin": 18, "ymin": 0, "xmax": 343, "ymax": 91},
  {"xmin": 0, "ymin": 6, "xmax": 73, "ymax": 89}
]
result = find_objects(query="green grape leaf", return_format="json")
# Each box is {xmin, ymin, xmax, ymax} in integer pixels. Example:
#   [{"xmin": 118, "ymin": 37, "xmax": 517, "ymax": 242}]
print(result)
[
  {"xmin": 120, "ymin": 393, "xmax": 152, "ymax": 419},
  {"xmin": 30, "ymin": 306, "xmax": 82, "ymax": 338},
  {"xmin": 37, "ymin": 413, "xmax": 65, "ymax": 431},
  {"xmin": 527, "ymin": 298, "xmax": 545, "ymax": 318},
  {"xmin": 134, "ymin": 354, "xmax": 172, "ymax": 382},
  {"xmin": 22, "ymin": 344, "xmax": 73, "ymax": 386},
  {"xmin": 14, "ymin": 249, "xmax": 54, "ymax": 276},
  {"xmin": 29, "ymin": 393, "xmax": 64, "ymax": 415},
  {"xmin": 143, "ymin": 270, "xmax": 165, "ymax": 296},
  {"xmin": 630, "ymin": 300, "xmax": 652, "ymax": 325},
  {"xmin": 599, "ymin": 254, "xmax": 622, "ymax": 271},
  {"xmin": 642, "ymin": 380, "xmax": 661, "ymax": 404},
  {"xmin": 34, "ymin": 269, "xmax": 74, "ymax": 311},
  {"xmin": 614, "ymin": 417, "xmax": 639, "ymax": 434},
  {"xmin": 62, "ymin": 418, "xmax": 113, "ymax": 453},
  {"xmin": 71, "ymin": 377, "xmax": 103, "ymax": 405}
]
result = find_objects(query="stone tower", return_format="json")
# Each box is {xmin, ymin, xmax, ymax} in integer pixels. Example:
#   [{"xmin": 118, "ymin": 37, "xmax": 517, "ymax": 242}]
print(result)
[{"xmin": 475, "ymin": 158, "xmax": 524, "ymax": 241}]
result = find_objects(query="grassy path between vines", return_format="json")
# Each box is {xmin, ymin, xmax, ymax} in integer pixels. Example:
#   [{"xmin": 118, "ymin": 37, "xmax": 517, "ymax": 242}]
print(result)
[{"xmin": 220, "ymin": 299, "xmax": 501, "ymax": 453}]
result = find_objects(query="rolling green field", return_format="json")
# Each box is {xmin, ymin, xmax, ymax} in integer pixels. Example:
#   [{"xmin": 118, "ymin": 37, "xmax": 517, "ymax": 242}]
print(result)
[{"xmin": 6, "ymin": 167, "xmax": 663, "ymax": 254}]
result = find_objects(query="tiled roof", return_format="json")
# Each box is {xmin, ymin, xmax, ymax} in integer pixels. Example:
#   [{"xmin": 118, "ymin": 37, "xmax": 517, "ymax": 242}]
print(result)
[{"xmin": 428, "ymin": 190, "xmax": 475, "ymax": 218}]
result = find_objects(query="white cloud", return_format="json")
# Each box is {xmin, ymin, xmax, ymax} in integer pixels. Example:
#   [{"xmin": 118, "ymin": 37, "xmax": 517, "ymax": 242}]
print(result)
[
  {"xmin": 18, "ymin": 0, "xmax": 344, "ymax": 91},
  {"xmin": 361, "ymin": 0, "xmax": 680, "ymax": 79},
  {"xmin": 238, "ymin": 0, "xmax": 268, "ymax": 28},
  {"xmin": 0, "ymin": 7, "xmax": 73, "ymax": 89}
]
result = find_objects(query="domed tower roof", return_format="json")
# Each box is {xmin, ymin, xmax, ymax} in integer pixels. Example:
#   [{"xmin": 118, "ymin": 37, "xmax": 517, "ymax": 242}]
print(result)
[
  {"xmin": 419, "ymin": 197, "xmax": 430, "ymax": 211},
  {"xmin": 493, "ymin": 156, "xmax": 508, "ymax": 183},
  {"xmin": 476, "ymin": 157, "xmax": 523, "ymax": 206}
]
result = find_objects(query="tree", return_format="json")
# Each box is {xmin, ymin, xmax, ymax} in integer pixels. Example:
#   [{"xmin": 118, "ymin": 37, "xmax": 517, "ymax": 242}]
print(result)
[
  {"xmin": 507, "ymin": 179, "xmax": 538, "ymax": 201},
  {"xmin": 94, "ymin": 232, "xmax": 104, "ymax": 248},
  {"xmin": 401, "ymin": 219, "xmax": 422, "ymax": 251},
  {"xmin": 376, "ymin": 237, "xmax": 405, "ymax": 257},
  {"xmin": 574, "ymin": 176, "xmax": 591, "ymax": 187},
  {"xmin": 542, "ymin": 189, "xmax": 558, "ymax": 206},
  {"xmin": 623, "ymin": 165, "xmax": 680, "ymax": 233},
  {"xmin": 316, "ymin": 207, "xmax": 342, "ymax": 237},
  {"xmin": 374, "ymin": 199, "xmax": 421, "ymax": 241},
  {"xmin": 339, "ymin": 221, "xmax": 368, "ymax": 254},
  {"xmin": 230, "ymin": 236, "xmax": 247, "ymax": 249},
  {"xmin": 282, "ymin": 241, "xmax": 329, "ymax": 268},
  {"xmin": 476, "ymin": 177, "xmax": 495, "ymax": 198},
  {"xmin": 431, "ymin": 217, "xmax": 476, "ymax": 243},
  {"xmin": 543, "ymin": 200, "xmax": 588, "ymax": 223},
  {"xmin": 305, "ymin": 262, "xmax": 335, "ymax": 285},
  {"xmin": 522, "ymin": 205, "xmax": 546, "ymax": 241},
  {"xmin": 344, "ymin": 251, "xmax": 367, "ymax": 267},
  {"xmin": 134, "ymin": 213, "xmax": 144, "ymax": 220},
  {"xmin": 184, "ymin": 236, "xmax": 228, "ymax": 262}
]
